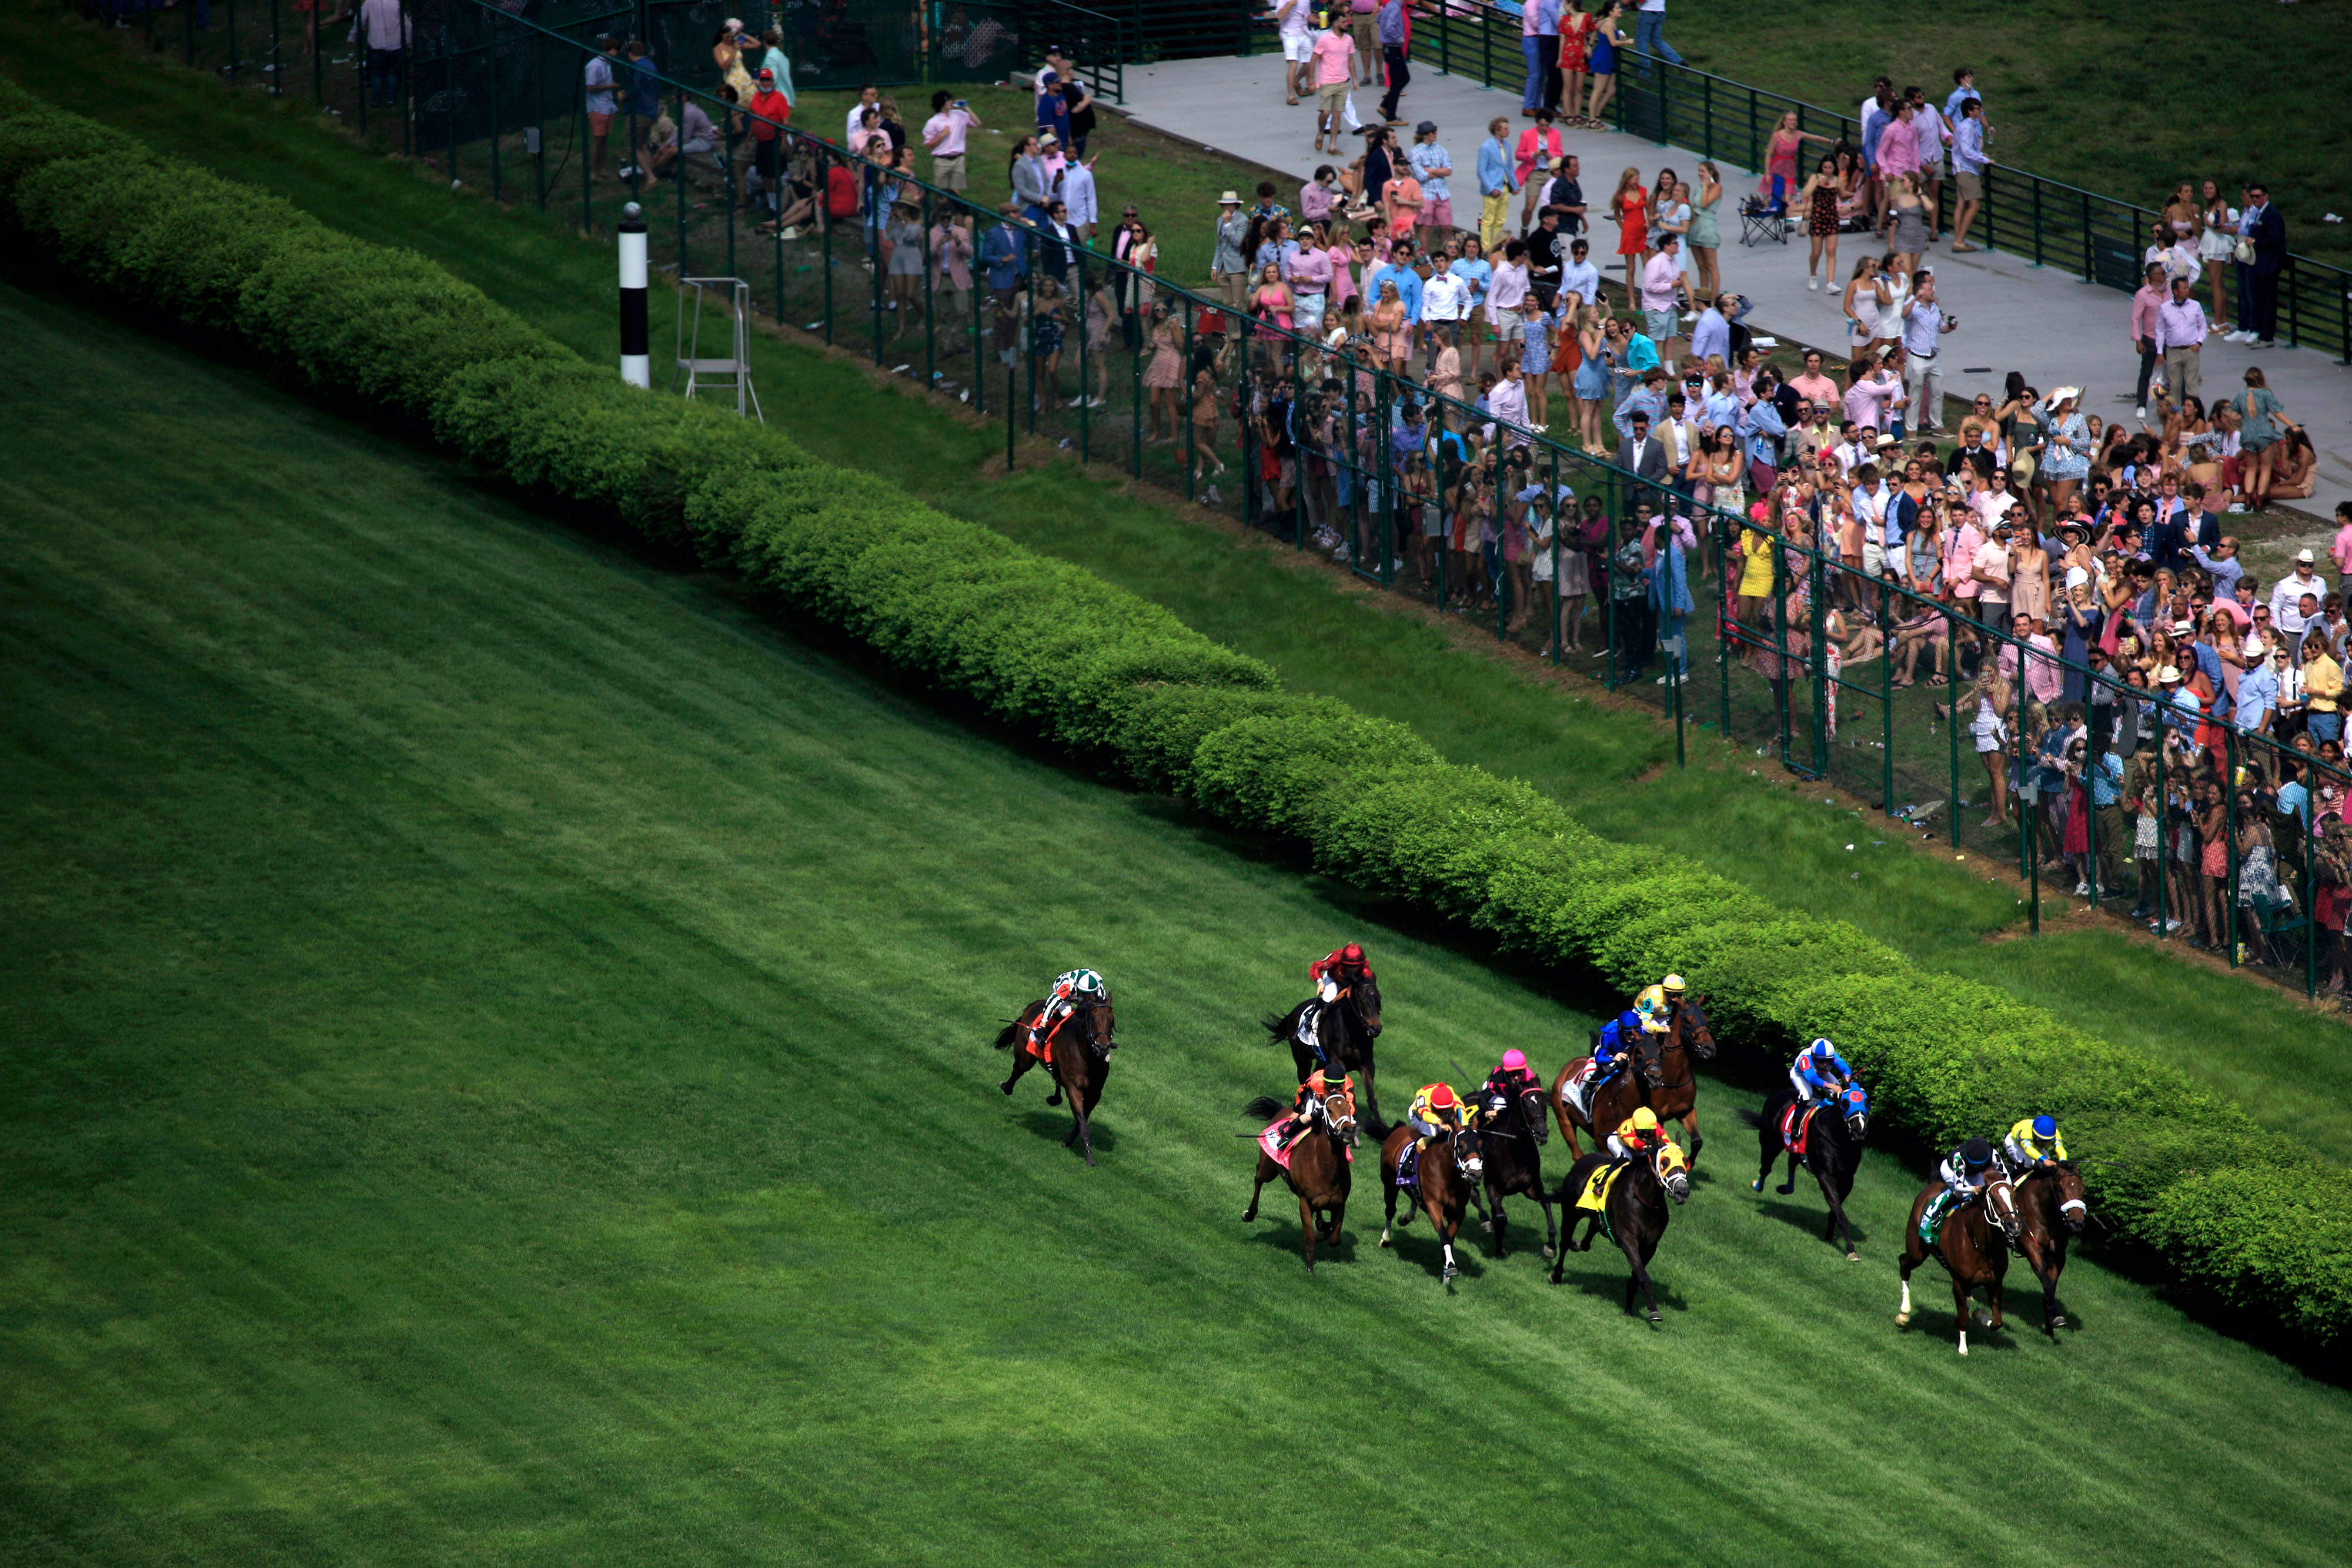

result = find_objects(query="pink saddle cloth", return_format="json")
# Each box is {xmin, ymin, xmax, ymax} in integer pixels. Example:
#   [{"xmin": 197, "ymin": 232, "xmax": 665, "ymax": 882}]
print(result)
[{"xmin": 1259, "ymin": 1117, "xmax": 1353, "ymax": 1169}]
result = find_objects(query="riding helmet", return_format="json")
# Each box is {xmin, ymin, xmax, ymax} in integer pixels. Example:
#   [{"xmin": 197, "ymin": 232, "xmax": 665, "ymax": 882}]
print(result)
[
  {"xmin": 1341, "ymin": 942, "xmax": 1365, "ymax": 964},
  {"xmin": 1960, "ymin": 1138, "xmax": 1995, "ymax": 1168},
  {"xmin": 1809, "ymin": 1037, "xmax": 1837, "ymax": 1058},
  {"xmin": 1501, "ymin": 1048, "xmax": 1528, "ymax": 1072},
  {"xmin": 1661, "ymin": 973, "xmax": 1686, "ymax": 993},
  {"xmin": 1426, "ymin": 1082, "xmax": 1459, "ymax": 1110},
  {"xmin": 2032, "ymin": 1114, "xmax": 2058, "ymax": 1139},
  {"xmin": 1631, "ymin": 1107, "xmax": 1661, "ymax": 1131}
]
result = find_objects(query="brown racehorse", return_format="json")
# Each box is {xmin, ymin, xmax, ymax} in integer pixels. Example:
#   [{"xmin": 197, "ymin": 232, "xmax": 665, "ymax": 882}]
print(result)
[
  {"xmin": 993, "ymin": 996, "xmax": 1115, "ymax": 1166},
  {"xmin": 2010, "ymin": 1161, "xmax": 2089, "ymax": 1334},
  {"xmin": 1897, "ymin": 1174, "xmax": 2024, "ymax": 1355},
  {"xmin": 1474, "ymin": 1077, "xmax": 1558, "ymax": 1262},
  {"xmin": 1266, "ymin": 977, "xmax": 1387, "ymax": 1132},
  {"xmin": 1550, "ymin": 1139, "xmax": 1691, "ymax": 1322},
  {"xmin": 1378, "ymin": 1121, "xmax": 1485, "ymax": 1281},
  {"xmin": 1549, "ymin": 996, "xmax": 1718, "ymax": 1165},
  {"xmin": 1241, "ymin": 1082, "xmax": 1359, "ymax": 1272}
]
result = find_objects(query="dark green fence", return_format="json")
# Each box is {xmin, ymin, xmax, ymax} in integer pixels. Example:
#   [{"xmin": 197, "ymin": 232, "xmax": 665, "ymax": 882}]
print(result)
[{"xmin": 100, "ymin": 0, "xmax": 2350, "ymax": 998}]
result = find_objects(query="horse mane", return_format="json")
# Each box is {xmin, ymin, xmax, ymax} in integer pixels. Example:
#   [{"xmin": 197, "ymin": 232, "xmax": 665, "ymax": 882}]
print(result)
[{"xmin": 1243, "ymin": 1094, "xmax": 1289, "ymax": 1121}]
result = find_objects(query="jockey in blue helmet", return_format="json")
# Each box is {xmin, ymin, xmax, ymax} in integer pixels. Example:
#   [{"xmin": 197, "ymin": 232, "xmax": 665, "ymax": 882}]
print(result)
[
  {"xmin": 1789, "ymin": 1037, "xmax": 1853, "ymax": 1108},
  {"xmin": 1592, "ymin": 1008, "xmax": 1652, "ymax": 1081}
]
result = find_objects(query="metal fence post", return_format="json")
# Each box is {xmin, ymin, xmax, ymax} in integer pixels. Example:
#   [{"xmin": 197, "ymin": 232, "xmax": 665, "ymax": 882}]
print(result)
[
  {"xmin": 1947, "ymin": 610, "xmax": 1960, "ymax": 847},
  {"xmin": 2226, "ymin": 728, "xmax": 2241, "ymax": 965}
]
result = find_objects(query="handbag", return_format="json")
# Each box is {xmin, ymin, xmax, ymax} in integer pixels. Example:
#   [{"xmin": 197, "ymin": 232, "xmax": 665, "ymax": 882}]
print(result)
[{"xmin": 2233, "ymin": 235, "xmax": 2256, "ymax": 266}]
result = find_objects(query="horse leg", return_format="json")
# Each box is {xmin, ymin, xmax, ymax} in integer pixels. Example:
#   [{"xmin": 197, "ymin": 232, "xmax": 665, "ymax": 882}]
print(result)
[
  {"xmin": 1623, "ymin": 1234, "xmax": 1660, "ymax": 1323},
  {"xmin": 1752, "ymin": 1127, "xmax": 1782, "ymax": 1193},
  {"xmin": 1298, "ymin": 1192, "xmax": 1317, "ymax": 1273},
  {"xmin": 1681, "ymin": 1106, "xmax": 1703, "ymax": 1169},
  {"xmin": 1065, "ymin": 1072, "xmax": 1094, "ymax": 1165},
  {"xmin": 1775, "ymin": 1149, "xmax": 1800, "ymax": 1196},
  {"xmin": 1535, "ymin": 1188, "xmax": 1559, "ymax": 1262},
  {"xmin": 1952, "ymin": 1275, "xmax": 1975, "ymax": 1355},
  {"xmin": 1244, "ymin": 1152, "xmax": 1275, "ymax": 1222},
  {"xmin": 1434, "ymin": 1206, "xmax": 1460, "ymax": 1282},
  {"xmin": 1379, "ymin": 1167, "xmax": 1398, "ymax": 1248},
  {"xmin": 1488, "ymin": 1187, "xmax": 1509, "ymax": 1257},
  {"xmin": 1359, "ymin": 1058, "xmax": 1381, "ymax": 1135},
  {"xmin": 998, "ymin": 1049, "xmax": 1036, "ymax": 1096},
  {"xmin": 1897, "ymin": 1241, "xmax": 1922, "ymax": 1326},
  {"xmin": 1818, "ymin": 1164, "xmax": 1859, "ymax": 1261}
]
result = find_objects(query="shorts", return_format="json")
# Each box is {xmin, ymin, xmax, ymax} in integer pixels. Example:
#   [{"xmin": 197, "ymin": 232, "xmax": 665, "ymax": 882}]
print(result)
[
  {"xmin": 1283, "ymin": 32, "xmax": 1314, "ymax": 62},
  {"xmin": 932, "ymin": 152, "xmax": 967, "ymax": 191},
  {"xmin": 1955, "ymin": 170, "xmax": 1983, "ymax": 202},
  {"xmin": 1318, "ymin": 81, "xmax": 1348, "ymax": 113},
  {"xmin": 1862, "ymin": 539, "xmax": 1886, "ymax": 577},
  {"xmin": 1422, "ymin": 196, "xmax": 1454, "ymax": 231},
  {"xmin": 681, "ymin": 136, "xmax": 713, "ymax": 155},
  {"xmin": 587, "ymin": 111, "xmax": 615, "ymax": 136},
  {"xmin": 1643, "ymin": 307, "xmax": 1677, "ymax": 342}
]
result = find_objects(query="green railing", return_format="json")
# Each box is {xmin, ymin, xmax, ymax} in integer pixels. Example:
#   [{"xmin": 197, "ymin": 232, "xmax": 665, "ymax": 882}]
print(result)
[
  {"xmin": 101, "ymin": 0, "xmax": 2348, "ymax": 997},
  {"xmin": 1379, "ymin": 0, "xmax": 2352, "ymax": 363}
]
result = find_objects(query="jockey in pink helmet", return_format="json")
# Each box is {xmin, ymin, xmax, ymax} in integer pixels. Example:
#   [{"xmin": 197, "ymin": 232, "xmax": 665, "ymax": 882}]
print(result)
[{"xmin": 1482, "ymin": 1048, "xmax": 1542, "ymax": 1117}]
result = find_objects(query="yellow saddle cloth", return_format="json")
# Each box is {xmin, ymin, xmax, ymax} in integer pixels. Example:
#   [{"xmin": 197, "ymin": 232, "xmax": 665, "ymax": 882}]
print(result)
[{"xmin": 1575, "ymin": 1160, "xmax": 1628, "ymax": 1214}]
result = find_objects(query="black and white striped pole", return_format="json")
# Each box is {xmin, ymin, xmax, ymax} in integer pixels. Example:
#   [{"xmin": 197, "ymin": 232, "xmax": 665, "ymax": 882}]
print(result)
[{"xmin": 618, "ymin": 201, "xmax": 650, "ymax": 389}]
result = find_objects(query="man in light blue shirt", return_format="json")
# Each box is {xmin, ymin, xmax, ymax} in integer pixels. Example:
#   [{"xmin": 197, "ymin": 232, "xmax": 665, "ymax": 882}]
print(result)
[
  {"xmin": 1898, "ymin": 272, "xmax": 1956, "ymax": 434},
  {"xmin": 1476, "ymin": 119, "xmax": 1518, "ymax": 253},
  {"xmin": 1943, "ymin": 67, "xmax": 1980, "ymax": 127},
  {"xmin": 1689, "ymin": 293, "xmax": 1732, "ymax": 364},
  {"xmin": 2238, "ymin": 647, "xmax": 2286, "ymax": 733},
  {"xmin": 1949, "ymin": 99, "xmax": 1989, "ymax": 250},
  {"xmin": 1613, "ymin": 366, "xmax": 1668, "ymax": 443},
  {"xmin": 1369, "ymin": 241, "xmax": 1425, "ymax": 322},
  {"xmin": 1406, "ymin": 123, "xmax": 1456, "ymax": 244}
]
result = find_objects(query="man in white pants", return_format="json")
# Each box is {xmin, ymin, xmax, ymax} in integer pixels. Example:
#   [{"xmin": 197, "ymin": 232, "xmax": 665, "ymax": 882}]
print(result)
[{"xmin": 1899, "ymin": 269, "xmax": 1957, "ymax": 435}]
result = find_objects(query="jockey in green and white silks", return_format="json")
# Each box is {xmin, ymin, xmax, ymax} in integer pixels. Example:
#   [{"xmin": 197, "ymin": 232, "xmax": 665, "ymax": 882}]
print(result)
[{"xmin": 1031, "ymin": 968, "xmax": 1107, "ymax": 1051}]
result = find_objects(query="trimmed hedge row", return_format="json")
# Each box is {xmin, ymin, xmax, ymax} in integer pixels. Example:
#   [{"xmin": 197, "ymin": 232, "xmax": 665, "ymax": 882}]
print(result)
[{"xmin": 5, "ymin": 78, "xmax": 2344, "ymax": 1355}]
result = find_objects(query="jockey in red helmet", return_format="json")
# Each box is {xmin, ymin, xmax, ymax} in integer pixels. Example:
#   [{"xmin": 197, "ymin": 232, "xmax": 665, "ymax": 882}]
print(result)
[{"xmin": 1308, "ymin": 942, "xmax": 1374, "ymax": 1002}]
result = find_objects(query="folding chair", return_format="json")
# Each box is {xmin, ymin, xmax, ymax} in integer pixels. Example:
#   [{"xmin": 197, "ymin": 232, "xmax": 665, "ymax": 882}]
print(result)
[{"xmin": 1738, "ymin": 194, "xmax": 1788, "ymax": 249}]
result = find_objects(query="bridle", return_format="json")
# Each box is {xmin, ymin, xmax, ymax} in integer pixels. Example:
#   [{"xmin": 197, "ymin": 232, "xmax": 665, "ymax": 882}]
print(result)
[
  {"xmin": 1445, "ymin": 1124, "xmax": 1485, "ymax": 1181},
  {"xmin": 1314, "ymin": 1088, "xmax": 1360, "ymax": 1148},
  {"xmin": 2023, "ymin": 1162, "xmax": 2089, "ymax": 1233},
  {"xmin": 1337, "ymin": 978, "xmax": 1383, "ymax": 1039},
  {"xmin": 1666, "ymin": 995, "xmax": 1718, "ymax": 1064},
  {"xmin": 1060, "ymin": 999, "xmax": 1115, "ymax": 1060},
  {"xmin": 1983, "ymin": 1174, "xmax": 2023, "ymax": 1246}
]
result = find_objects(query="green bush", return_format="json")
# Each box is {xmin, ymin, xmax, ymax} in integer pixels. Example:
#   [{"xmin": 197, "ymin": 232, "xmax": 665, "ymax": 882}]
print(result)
[{"xmin": 7, "ymin": 98, "xmax": 2346, "ymax": 1359}]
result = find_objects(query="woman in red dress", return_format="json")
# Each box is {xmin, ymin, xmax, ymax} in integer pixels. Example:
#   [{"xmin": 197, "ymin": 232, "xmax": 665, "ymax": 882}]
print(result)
[{"xmin": 1609, "ymin": 166, "xmax": 1648, "ymax": 310}]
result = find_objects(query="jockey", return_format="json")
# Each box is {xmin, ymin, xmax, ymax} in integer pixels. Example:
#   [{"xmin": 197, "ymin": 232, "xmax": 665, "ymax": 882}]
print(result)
[
  {"xmin": 1308, "ymin": 941, "xmax": 1375, "ymax": 1002},
  {"xmin": 1606, "ymin": 1105, "xmax": 1669, "ymax": 1162},
  {"xmin": 1789, "ymin": 1037, "xmax": 1853, "ymax": 1107},
  {"xmin": 1031, "ymin": 967, "xmax": 1107, "ymax": 1051},
  {"xmin": 1482, "ymin": 1048, "xmax": 1541, "ymax": 1116},
  {"xmin": 1408, "ymin": 1081, "xmax": 1471, "ymax": 1144},
  {"xmin": 1633, "ymin": 972, "xmax": 1688, "ymax": 1032},
  {"xmin": 1921, "ymin": 1136, "xmax": 1999, "ymax": 1238},
  {"xmin": 2002, "ymin": 1114, "xmax": 2068, "ymax": 1172},
  {"xmin": 1592, "ymin": 1009, "xmax": 1657, "ymax": 1079},
  {"xmin": 1277, "ymin": 1068, "xmax": 1347, "ymax": 1148}
]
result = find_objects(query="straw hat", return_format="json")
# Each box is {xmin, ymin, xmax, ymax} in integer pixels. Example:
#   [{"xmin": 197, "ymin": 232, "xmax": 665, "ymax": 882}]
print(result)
[
  {"xmin": 1216, "ymin": 190, "xmax": 1242, "ymax": 206},
  {"xmin": 2157, "ymin": 664, "xmax": 2182, "ymax": 684}
]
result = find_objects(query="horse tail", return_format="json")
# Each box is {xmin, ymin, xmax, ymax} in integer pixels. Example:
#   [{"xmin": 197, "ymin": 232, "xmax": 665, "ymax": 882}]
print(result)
[
  {"xmin": 1243, "ymin": 1094, "xmax": 1289, "ymax": 1121},
  {"xmin": 1261, "ymin": 1011, "xmax": 1293, "ymax": 1041},
  {"xmin": 993, "ymin": 1021, "xmax": 1022, "ymax": 1051}
]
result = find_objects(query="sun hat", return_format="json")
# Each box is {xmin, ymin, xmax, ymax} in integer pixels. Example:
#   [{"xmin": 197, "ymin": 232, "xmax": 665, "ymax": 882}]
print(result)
[
  {"xmin": 2298, "ymin": 547, "xmax": 2317, "ymax": 564},
  {"xmin": 2066, "ymin": 566, "xmax": 2090, "ymax": 589},
  {"xmin": 1216, "ymin": 190, "xmax": 1241, "ymax": 205},
  {"xmin": 2157, "ymin": 664, "xmax": 2182, "ymax": 683}
]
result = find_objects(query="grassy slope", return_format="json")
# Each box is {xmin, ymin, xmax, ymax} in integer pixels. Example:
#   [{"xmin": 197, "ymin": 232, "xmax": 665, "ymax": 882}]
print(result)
[
  {"xmin": 10, "ymin": 8, "xmax": 2352, "ymax": 1177},
  {"xmin": 1673, "ymin": 0, "xmax": 2352, "ymax": 269},
  {"xmin": 5, "ymin": 276, "xmax": 2352, "ymax": 1568}
]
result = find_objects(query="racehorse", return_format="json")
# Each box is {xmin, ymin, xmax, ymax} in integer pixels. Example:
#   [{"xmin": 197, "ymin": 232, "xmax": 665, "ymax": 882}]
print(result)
[
  {"xmin": 1378, "ymin": 1120, "xmax": 1485, "ymax": 1281},
  {"xmin": 1897, "ymin": 1172, "xmax": 2024, "ymax": 1355},
  {"xmin": 1751, "ymin": 1083, "xmax": 1872, "ymax": 1260},
  {"xmin": 1550, "ymin": 1139, "xmax": 1691, "ymax": 1323},
  {"xmin": 2009, "ymin": 1161, "xmax": 2089, "ymax": 1334},
  {"xmin": 1474, "ymin": 1076, "xmax": 1557, "ymax": 1262},
  {"xmin": 1549, "ymin": 995, "xmax": 1717, "ymax": 1165},
  {"xmin": 1266, "ymin": 975, "xmax": 1386, "ymax": 1132},
  {"xmin": 993, "ymin": 995, "xmax": 1116, "ymax": 1166},
  {"xmin": 1241, "ymin": 1082, "xmax": 1359, "ymax": 1273}
]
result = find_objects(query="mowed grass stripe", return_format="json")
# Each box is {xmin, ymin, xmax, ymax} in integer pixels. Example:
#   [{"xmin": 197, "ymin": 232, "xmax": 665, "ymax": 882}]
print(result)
[{"xmin": 0, "ymin": 283, "xmax": 2346, "ymax": 1568}]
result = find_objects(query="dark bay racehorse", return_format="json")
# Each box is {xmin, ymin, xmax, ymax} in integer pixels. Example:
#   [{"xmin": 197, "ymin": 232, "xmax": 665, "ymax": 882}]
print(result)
[
  {"xmin": 1551, "ymin": 1139, "xmax": 1691, "ymax": 1322},
  {"xmin": 1241, "ymin": 1082, "xmax": 1359, "ymax": 1273},
  {"xmin": 1898, "ymin": 1173, "xmax": 2023, "ymax": 1355},
  {"xmin": 1378, "ymin": 1120, "xmax": 1484, "ymax": 1281},
  {"xmin": 1267, "ymin": 975, "xmax": 1386, "ymax": 1131},
  {"xmin": 1549, "ymin": 997, "xmax": 1716, "ymax": 1165},
  {"xmin": 2010, "ymin": 1161, "xmax": 2089, "ymax": 1333},
  {"xmin": 993, "ymin": 995, "xmax": 1116, "ymax": 1166},
  {"xmin": 1752, "ymin": 1084, "xmax": 1872, "ymax": 1260},
  {"xmin": 1475, "ymin": 1078, "xmax": 1556, "ymax": 1262}
]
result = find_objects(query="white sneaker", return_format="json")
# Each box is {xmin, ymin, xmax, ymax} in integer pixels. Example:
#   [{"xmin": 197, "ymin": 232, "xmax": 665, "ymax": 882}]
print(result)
[
  {"xmin": 2074, "ymin": 881, "xmax": 2092, "ymax": 897},
  {"xmin": 1808, "ymin": 277, "xmax": 1820, "ymax": 291},
  {"xmin": 2134, "ymin": 406, "xmax": 2147, "ymax": 421}
]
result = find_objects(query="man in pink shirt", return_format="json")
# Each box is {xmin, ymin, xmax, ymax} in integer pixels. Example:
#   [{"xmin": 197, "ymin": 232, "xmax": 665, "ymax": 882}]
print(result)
[
  {"xmin": 1788, "ymin": 348, "xmax": 1840, "ymax": 410},
  {"xmin": 1311, "ymin": 16, "xmax": 1357, "ymax": 156},
  {"xmin": 1946, "ymin": 511, "xmax": 1984, "ymax": 611},
  {"xmin": 1872, "ymin": 101, "xmax": 1919, "ymax": 182},
  {"xmin": 1639, "ymin": 233, "xmax": 1685, "ymax": 360},
  {"xmin": 2329, "ymin": 499, "xmax": 2352, "ymax": 597}
]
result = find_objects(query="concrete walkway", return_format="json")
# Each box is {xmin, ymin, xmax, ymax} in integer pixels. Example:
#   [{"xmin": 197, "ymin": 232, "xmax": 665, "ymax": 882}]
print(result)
[{"xmin": 1118, "ymin": 54, "xmax": 2352, "ymax": 531}]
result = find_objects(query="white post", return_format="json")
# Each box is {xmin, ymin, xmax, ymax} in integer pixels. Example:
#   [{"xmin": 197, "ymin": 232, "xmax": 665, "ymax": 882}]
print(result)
[{"xmin": 618, "ymin": 201, "xmax": 649, "ymax": 389}]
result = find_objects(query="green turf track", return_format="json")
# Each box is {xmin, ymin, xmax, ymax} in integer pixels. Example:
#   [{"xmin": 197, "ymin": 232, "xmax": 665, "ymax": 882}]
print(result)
[{"xmin": 5, "ymin": 281, "xmax": 2350, "ymax": 1566}]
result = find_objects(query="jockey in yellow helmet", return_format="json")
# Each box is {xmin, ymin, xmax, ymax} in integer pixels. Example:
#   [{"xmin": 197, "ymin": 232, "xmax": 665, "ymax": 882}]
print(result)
[
  {"xmin": 1607, "ymin": 1105, "xmax": 1669, "ymax": 1162},
  {"xmin": 1633, "ymin": 973, "xmax": 1686, "ymax": 1034}
]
